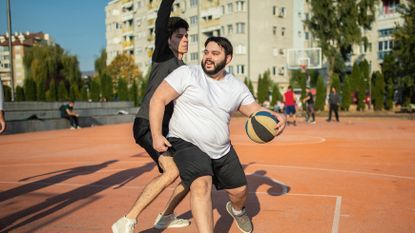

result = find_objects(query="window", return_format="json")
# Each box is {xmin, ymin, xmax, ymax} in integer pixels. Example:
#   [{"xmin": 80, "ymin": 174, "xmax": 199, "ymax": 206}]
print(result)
[
  {"xmin": 190, "ymin": 52, "xmax": 199, "ymax": 61},
  {"xmin": 281, "ymin": 27, "xmax": 286, "ymax": 36},
  {"xmin": 272, "ymin": 66, "xmax": 277, "ymax": 75},
  {"xmin": 236, "ymin": 1, "xmax": 246, "ymax": 12},
  {"xmin": 305, "ymin": 32, "xmax": 310, "ymax": 40},
  {"xmin": 227, "ymin": 3, "xmax": 234, "ymax": 13},
  {"xmin": 378, "ymin": 28, "xmax": 394, "ymax": 37},
  {"xmin": 305, "ymin": 13, "xmax": 310, "ymax": 20},
  {"xmin": 273, "ymin": 6, "xmax": 277, "ymax": 15},
  {"xmin": 236, "ymin": 65, "xmax": 245, "ymax": 75},
  {"xmin": 236, "ymin": 23, "xmax": 245, "ymax": 34},
  {"xmin": 227, "ymin": 65, "xmax": 234, "ymax": 74},
  {"xmin": 227, "ymin": 24, "xmax": 233, "ymax": 34},
  {"xmin": 235, "ymin": 44, "xmax": 246, "ymax": 54},
  {"xmin": 273, "ymin": 26, "xmax": 277, "ymax": 36},
  {"xmin": 279, "ymin": 7, "xmax": 286, "ymax": 17},
  {"xmin": 190, "ymin": 15, "xmax": 198, "ymax": 25},
  {"xmin": 221, "ymin": 26, "xmax": 225, "ymax": 35},
  {"xmin": 190, "ymin": 0, "xmax": 198, "ymax": 7},
  {"xmin": 190, "ymin": 34, "xmax": 198, "ymax": 43}
]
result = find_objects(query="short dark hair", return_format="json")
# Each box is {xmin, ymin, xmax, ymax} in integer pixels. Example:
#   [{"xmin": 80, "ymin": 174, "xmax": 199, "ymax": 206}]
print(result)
[
  {"xmin": 204, "ymin": 36, "xmax": 233, "ymax": 58},
  {"xmin": 167, "ymin": 17, "xmax": 189, "ymax": 38}
]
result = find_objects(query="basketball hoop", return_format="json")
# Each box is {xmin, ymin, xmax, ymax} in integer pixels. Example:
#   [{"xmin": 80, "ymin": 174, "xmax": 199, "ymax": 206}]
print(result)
[{"xmin": 300, "ymin": 64, "xmax": 307, "ymax": 73}]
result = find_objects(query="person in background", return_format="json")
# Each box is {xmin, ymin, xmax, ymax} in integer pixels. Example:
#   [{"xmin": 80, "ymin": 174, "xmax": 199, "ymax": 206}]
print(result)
[
  {"xmin": 327, "ymin": 87, "xmax": 340, "ymax": 122},
  {"xmin": 283, "ymin": 85, "xmax": 297, "ymax": 126},
  {"xmin": 60, "ymin": 101, "xmax": 80, "ymax": 129},
  {"xmin": 303, "ymin": 87, "xmax": 316, "ymax": 124}
]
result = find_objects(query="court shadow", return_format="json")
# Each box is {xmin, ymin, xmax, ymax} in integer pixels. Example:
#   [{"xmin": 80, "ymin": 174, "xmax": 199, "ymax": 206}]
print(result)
[
  {"xmin": 214, "ymin": 169, "xmax": 290, "ymax": 233},
  {"xmin": 0, "ymin": 162, "xmax": 155, "ymax": 232},
  {"xmin": 0, "ymin": 160, "xmax": 118, "ymax": 203}
]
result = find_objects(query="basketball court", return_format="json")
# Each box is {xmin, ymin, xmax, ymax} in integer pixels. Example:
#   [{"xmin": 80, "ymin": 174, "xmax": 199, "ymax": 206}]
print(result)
[{"xmin": 0, "ymin": 116, "xmax": 414, "ymax": 233}]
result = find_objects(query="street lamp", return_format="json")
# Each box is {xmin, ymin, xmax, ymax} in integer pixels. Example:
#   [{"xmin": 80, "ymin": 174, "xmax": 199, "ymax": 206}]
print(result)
[{"xmin": 6, "ymin": 0, "xmax": 15, "ymax": 101}]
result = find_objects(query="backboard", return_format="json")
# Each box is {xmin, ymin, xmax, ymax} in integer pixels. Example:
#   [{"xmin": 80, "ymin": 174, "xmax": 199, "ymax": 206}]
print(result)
[{"xmin": 287, "ymin": 48, "xmax": 322, "ymax": 70}]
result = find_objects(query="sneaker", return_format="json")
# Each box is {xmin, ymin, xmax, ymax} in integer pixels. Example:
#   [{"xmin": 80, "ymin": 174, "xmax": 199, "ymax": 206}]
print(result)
[
  {"xmin": 76, "ymin": 126, "xmax": 81, "ymax": 129},
  {"xmin": 154, "ymin": 213, "xmax": 190, "ymax": 229},
  {"xmin": 112, "ymin": 216, "xmax": 136, "ymax": 233},
  {"xmin": 310, "ymin": 121, "xmax": 316, "ymax": 124},
  {"xmin": 226, "ymin": 201, "xmax": 253, "ymax": 233},
  {"xmin": 70, "ymin": 126, "xmax": 76, "ymax": 130}
]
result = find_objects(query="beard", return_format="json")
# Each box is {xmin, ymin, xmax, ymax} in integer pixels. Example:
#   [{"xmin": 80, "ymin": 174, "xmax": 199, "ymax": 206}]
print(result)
[{"xmin": 201, "ymin": 59, "xmax": 226, "ymax": 76}]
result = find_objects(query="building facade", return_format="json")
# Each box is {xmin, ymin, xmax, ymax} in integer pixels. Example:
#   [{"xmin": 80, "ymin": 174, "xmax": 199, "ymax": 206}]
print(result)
[
  {"xmin": 0, "ymin": 32, "xmax": 52, "ymax": 87},
  {"xmin": 105, "ymin": 0, "xmax": 406, "ymax": 89}
]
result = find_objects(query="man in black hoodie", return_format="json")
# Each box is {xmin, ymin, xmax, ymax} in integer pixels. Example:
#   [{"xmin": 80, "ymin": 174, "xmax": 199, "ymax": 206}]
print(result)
[{"xmin": 112, "ymin": 1, "xmax": 190, "ymax": 232}]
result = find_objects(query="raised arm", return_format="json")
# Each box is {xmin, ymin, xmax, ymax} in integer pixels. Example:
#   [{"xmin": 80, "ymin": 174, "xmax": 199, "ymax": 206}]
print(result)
[
  {"xmin": 153, "ymin": 0, "xmax": 175, "ymax": 61},
  {"xmin": 149, "ymin": 80, "xmax": 180, "ymax": 152}
]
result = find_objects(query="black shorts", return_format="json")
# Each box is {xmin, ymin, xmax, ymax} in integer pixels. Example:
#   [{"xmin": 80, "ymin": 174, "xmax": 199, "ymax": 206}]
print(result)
[
  {"xmin": 168, "ymin": 137, "xmax": 247, "ymax": 190},
  {"xmin": 133, "ymin": 118, "xmax": 170, "ymax": 173}
]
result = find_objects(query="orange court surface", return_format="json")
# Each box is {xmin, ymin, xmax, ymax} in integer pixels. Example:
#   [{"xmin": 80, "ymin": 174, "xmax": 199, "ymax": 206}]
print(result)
[{"xmin": 0, "ymin": 116, "xmax": 414, "ymax": 233}]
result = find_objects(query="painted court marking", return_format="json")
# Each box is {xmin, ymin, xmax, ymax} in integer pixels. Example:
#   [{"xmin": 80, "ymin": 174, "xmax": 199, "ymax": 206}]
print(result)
[{"xmin": 232, "ymin": 134, "xmax": 327, "ymax": 146}]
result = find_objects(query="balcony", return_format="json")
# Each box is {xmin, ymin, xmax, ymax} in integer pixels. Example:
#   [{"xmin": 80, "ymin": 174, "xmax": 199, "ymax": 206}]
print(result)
[
  {"xmin": 122, "ymin": 26, "xmax": 134, "ymax": 35},
  {"xmin": 122, "ymin": 40, "xmax": 134, "ymax": 49}
]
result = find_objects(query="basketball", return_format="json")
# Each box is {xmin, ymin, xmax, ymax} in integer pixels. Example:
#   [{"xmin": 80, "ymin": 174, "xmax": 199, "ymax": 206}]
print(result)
[{"xmin": 245, "ymin": 111, "xmax": 279, "ymax": 143}]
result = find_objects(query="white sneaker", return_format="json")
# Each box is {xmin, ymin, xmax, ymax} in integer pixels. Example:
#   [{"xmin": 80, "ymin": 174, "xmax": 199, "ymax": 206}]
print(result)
[
  {"xmin": 153, "ymin": 213, "xmax": 190, "ymax": 229},
  {"xmin": 112, "ymin": 216, "xmax": 136, "ymax": 233},
  {"xmin": 70, "ymin": 126, "xmax": 76, "ymax": 130}
]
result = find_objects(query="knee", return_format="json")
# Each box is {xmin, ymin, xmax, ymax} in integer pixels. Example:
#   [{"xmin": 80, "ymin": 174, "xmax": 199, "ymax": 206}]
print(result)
[
  {"xmin": 227, "ymin": 185, "xmax": 248, "ymax": 199},
  {"xmin": 190, "ymin": 176, "xmax": 212, "ymax": 198}
]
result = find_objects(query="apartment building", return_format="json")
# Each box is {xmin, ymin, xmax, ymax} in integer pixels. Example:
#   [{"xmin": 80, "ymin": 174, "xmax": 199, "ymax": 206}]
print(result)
[
  {"xmin": 351, "ymin": 0, "xmax": 405, "ymax": 72},
  {"xmin": 0, "ymin": 32, "xmax": 52, "ymax": 87},
  {"xmin": 106, "ymin": 0, "xmax": 317, "ymax": 88},
  {"xmin": 106, "ymin": 0, "xmax": 406, "ymax": 88}
]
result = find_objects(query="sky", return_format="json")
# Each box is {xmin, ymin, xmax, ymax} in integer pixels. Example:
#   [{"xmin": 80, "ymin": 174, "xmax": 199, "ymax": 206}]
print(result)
[{"xmin": 0, "ymin": 0, "xmax": 108, "ymax": 72}]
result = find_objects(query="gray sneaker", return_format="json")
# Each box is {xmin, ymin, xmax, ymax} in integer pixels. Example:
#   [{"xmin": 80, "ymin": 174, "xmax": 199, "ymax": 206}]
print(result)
[
  {"xmin": 226, "ymin": 201, "xmax": 253, "ymax": 233},
  {"xmin": 153, "ymin": 212, "xmax": 190, "ymax": 229},
  {"xmin": 111, "ymin": 216, "xmax": 136, "ymax": 233}
]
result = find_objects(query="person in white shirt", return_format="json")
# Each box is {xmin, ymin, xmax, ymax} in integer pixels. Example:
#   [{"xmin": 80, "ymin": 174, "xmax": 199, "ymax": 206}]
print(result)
[{"xmin": 150, "ymin": 36, "xmax": 286, "ymax": 233}]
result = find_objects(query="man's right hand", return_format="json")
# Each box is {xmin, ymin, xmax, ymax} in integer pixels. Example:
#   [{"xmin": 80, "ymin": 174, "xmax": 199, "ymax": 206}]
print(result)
[{"xmin": 152, "ymin": 135, "xmax": 172, "ymax": 152}]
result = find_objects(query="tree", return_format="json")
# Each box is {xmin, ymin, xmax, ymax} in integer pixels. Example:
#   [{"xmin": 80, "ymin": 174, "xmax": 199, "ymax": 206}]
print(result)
[
  {"xmin": 256, "ymin": 75, "xmax": 263, "ymax": 103},
  {"xmin": 129, "ymin": 79, "xmax": 139, "ymax": 106},
  {"xmin": 341, "ymin": 76, "xmax": 352, "ymax": 111},
  {"xmin": 390, "ymin": 1, "xmax": 415, "ymax": 106},
  {"xmin": 107, "ymin": 54, "xmax": 141, "ymax": 85},
  {"xmin": 36, "ymin": 79, "xmax": 46, "ymax": 101},
  {"xmin": 244, "ymin": 77, "xmax": 254, "ymax": 96},
  {"xmin": 117, "ymin": 78, "xmax": 129, "ymax": 101},
  {"xmin": 270, "ymin": 83, "xmax": 282, "ymax": 106},
  {"xmin": 90, "ymin": 77, "xmax": 101, "ymax": 102},
  {"xmin": 372, "ymin": 71, "xmax": 385, "ymax": 111},
  {"xmin": 315, "ymin": 75, "xmax": 326, "ymax": 111},
  {"xmin": 58, "ymin": 81, "xmax": 69, "ymax": 101},
  {"xmin": 95, "ymin": 49, "xmax": 107, "ymax": 76},
  {"xmin": 381, "ymin": 54, "xmax": 396, "ymax": 110},
  {"xmin": 16, "ymin": 86, "xmax": 25, "ymax": 101},
  {"xmin": 100, "ymin": 73, "xmax": 113, "ymax": 101},
  {"xmin": 46, "ymin": 79, "xmax": 57, "ymax": 101},
  {"xmin": 305, "ymin": 0, "xmax": 376, "ymax": 87},
  {"xmin": 2, "ymin": 85, "xmax": 11, "ymax": 101},
  {"xmin": 24, "ymin": 78, "xmax": 37, "ymax": 101},
  {"xmin": 69, "ymin": 81, "xmax": 80, "ymax": 101}
]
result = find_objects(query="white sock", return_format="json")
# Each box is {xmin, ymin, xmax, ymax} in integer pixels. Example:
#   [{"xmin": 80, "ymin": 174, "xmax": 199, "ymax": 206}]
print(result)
[{"xmin": 232, "ymin": 206, "xmax": 243, "ymax": 215}]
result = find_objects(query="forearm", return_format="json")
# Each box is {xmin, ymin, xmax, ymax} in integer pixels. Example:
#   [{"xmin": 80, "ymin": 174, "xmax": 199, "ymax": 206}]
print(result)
[{"xmin": 149, "ymin": 98, "xmax": 166, "ymax": 139}]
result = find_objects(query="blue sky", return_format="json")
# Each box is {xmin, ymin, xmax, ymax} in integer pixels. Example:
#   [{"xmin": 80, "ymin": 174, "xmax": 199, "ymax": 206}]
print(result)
[{"xmin": 0, "ymin": 0, "xmax": 108, "ymax": 71}]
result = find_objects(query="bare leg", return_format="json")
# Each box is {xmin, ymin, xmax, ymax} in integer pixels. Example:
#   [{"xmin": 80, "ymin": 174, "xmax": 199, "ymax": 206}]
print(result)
[
  {"xmin": 126, "ymin": 155, "xmax": 179, "ymax": 220},
  {"xmin": 190, "ymin": 176, "xmax": 213, "ymax": 233},
  {"xmin": 161, "ymin": 181, "xmax": 189, "ymax": 215},
  {"xmin": 225, "ymin": 185, "xmax": 248, "ymax": 211}
]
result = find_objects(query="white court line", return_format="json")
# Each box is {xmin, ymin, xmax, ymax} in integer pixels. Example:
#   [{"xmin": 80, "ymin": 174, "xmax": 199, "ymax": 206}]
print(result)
[{"xmin": 252, "ymin": 163, "xmax": 415, "ymax": 180}]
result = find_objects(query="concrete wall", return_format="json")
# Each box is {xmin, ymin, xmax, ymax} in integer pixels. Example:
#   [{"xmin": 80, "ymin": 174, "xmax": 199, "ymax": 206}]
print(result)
[{"xmin": 3, "ymin": 101, "xmax": 139, "ymax": 134}]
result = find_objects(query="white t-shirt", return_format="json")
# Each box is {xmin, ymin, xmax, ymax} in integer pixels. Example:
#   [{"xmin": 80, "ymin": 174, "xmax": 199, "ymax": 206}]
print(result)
[{"xmin": 165, "ymin": 65, "xmax": 255, "ymax": 159}]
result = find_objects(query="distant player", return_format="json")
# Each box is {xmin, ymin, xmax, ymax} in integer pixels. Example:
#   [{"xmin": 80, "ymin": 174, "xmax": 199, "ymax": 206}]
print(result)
[{"xmin": 284, "ymin": 86, "xmax": 297, "ymax": 126}]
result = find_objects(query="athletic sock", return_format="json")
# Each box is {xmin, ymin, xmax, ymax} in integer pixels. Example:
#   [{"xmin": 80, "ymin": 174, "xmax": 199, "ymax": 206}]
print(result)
[{"xmin": 232, "ymin": 206, "xmax": 243, "ymax": 216}]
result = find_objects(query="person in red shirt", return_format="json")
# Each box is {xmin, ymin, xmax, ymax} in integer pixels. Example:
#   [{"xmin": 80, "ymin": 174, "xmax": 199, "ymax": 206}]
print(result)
[{"xmin": 284, "ymin": 85, "xmax": 297, "ymax": 126}]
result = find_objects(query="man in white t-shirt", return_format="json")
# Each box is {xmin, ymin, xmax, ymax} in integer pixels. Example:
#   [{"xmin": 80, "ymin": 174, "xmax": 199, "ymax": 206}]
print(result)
[
  {"xmin": 150, "ymin": 37, "xmax": 286, "ymax": 233},
  {"xmin": 0, "ymin": 80, "xmax": 6, "ymax": 134}
]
